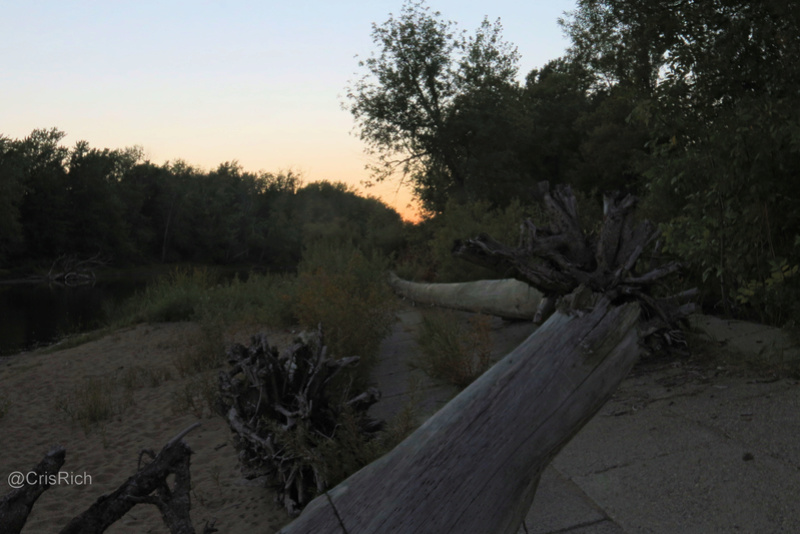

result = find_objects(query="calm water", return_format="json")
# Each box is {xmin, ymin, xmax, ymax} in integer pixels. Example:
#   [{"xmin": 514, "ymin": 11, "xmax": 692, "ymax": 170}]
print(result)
[
  {"xmin": 0, "ymin": 267, "xmax": 254, "ymax": 356},
  {"xmin": 0, "ymin": 276, "xmax": 148, "ymax": 356}
]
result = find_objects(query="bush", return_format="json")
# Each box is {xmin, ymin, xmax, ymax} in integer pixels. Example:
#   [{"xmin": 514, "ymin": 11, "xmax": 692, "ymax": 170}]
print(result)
[
  {"xmin": 426, "ymin": 199, "xmax": 534, "ymax": 282},
  {"xmin": 414, "ymin": 310, "xmax": 494, "ymax": 388},
  {"xmin": 112, "ymin": 267, "xmax": 295, "ymax": 329},
  {"xmin": 292, "ymin": 242, "xmax": 397, "ymax": 367}
]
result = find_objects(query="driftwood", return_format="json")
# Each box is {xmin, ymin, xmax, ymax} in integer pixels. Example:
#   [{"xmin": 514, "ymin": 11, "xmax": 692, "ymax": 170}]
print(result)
[
  {"xmin": 0, "ymin": 445, "xmax": 66, "ymax": 534},
  {"xmin": 218, "ymin": 328, "xmax": 382, "ymax": 516},
  {"xmin": 45, "ymin": 253, "xmax": 109, "ymax": 286},
  {"xmin": 280, "ymin": 294, "xmax": 641, "ymax": 533},
  {"xmin": 387, "ymin": 273, "xmax": 543, "ymax": 320},
  {"xmin": 453, "ymin": 182, "xmax": 696, "ymax": 351},
  {"xmin": 60, "ymin": 423, "xmax": 212, "ymax": 534},
  {"xmin": 0, "ymin": 425, "xmax": 214, "ymax": 534},
  {"xmin": 279, "ymin": 183, "xmax": 695, "ymax": 533}
]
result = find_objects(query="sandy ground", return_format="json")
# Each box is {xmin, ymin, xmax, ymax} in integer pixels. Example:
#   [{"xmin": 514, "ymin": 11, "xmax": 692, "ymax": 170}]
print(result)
[{"xmin": 0, "ymin": 322, "xmax": 293, "ymax": 533}]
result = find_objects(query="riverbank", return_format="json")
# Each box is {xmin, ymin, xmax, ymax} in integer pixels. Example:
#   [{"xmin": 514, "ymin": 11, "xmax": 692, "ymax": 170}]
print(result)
[
  {"xmin": 0, "ymin": 321, "xmax": 292, "ymax": 532},
  {"xmin": 1, "ymin": 310, "xmax": 798, "ymax": 532}
]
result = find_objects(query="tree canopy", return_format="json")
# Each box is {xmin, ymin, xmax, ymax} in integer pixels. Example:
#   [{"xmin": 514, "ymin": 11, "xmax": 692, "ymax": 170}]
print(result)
[
  {"xmin": 0, "ymin": 129, "xmax": 405, "ymax": 273},
  {"xmin": 346, "ymin": 0, "xmax": 522, "ymax": 211},
  {"xmin": 353, "ymin": 0, "xmax": 800, "ymax": 325}
]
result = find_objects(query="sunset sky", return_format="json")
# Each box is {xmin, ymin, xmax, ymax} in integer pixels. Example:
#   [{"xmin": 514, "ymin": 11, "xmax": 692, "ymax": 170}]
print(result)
[{"xmin": 2, "ymin": 1, "xmax": 575, "ymax": 220}]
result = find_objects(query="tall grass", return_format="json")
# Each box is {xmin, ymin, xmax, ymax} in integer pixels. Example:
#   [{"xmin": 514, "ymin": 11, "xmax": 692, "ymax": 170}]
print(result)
[
  {"xmin": 111, "ymin": 267, "xmax": 295, "ymax": 328},
  {"xmin": 414, "ymin": 310, "xmax": 494, "ymax": 388},
  {"xmin": 292, "ymin": 241, "xmax": 398, "ymax": 367},
  {"xmin": 56, "ymin": 376, "xmax": 134, "ymax": 434}
]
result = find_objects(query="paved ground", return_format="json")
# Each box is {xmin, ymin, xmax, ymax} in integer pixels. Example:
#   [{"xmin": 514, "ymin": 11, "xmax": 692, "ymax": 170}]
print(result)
[{"xmin": 369, "ymin": 307, "xmax": 800, "ymax": 533}]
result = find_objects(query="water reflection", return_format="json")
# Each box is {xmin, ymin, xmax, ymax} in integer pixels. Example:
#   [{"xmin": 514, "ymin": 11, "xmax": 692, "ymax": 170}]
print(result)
[{"xmin": 0, "ymin": 277, "xmax": 144, "ymax": 356}]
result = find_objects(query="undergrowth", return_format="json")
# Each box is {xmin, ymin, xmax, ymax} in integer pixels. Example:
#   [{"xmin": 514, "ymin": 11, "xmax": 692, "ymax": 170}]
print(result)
[{"xmin": 414, "ymin": 310, "xmax": 494, "ymax": 389}]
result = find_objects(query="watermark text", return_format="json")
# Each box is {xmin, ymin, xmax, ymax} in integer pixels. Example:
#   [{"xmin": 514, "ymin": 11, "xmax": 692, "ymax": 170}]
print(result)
[{"xmin": 7, "ymin": 471, "xmax": 92, "ymax": 489}]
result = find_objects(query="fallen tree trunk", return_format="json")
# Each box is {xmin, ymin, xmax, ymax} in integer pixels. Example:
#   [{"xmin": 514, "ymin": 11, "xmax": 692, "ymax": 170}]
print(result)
[
  {"xmin": 279, "ymin": 294, "xmax": 641, "ymax": 533},
  {"xmin": 388, "ymin": 272, "xmax": 543, "ymax": 320},
  {"xmin": 0, "ymin": 446, "xmax": 66, "ymax": 534},
  {"xmin": 280, "ymin": 182, "xmax": 694, "ymax": 532}
]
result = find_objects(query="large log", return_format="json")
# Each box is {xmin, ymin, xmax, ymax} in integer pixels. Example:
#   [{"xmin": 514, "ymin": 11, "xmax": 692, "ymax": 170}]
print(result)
[
  {"xmin": 279, "ymin": 293, "xmax": 641, "ymax": 533},
  {"xmin": 387, "ymin": 272, "xmax": 543, "ymax": 320}
]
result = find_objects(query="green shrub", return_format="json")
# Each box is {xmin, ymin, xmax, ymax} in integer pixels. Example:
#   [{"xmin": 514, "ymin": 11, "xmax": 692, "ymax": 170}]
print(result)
[
  {"xmin": 414, "ymin": 310, "xmax": 494, "ymax": 388},
  {"xmin": 292, "ymin": 242, "xmax": 397, "ymax": 367},
  {"xmin": 114, "ymin": 266, "xmax": 217, "ymax": 324},
  {"xmin": 112, "ymin": 267, "xmax": 296, "ymax": 329},
  {"xmin": 427, "ymin": 199, "xmax": 534, "ymax": 282}
]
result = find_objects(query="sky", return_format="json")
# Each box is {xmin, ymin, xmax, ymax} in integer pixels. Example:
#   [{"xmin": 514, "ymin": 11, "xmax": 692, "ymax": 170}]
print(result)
[{"xmin": 1, "ymin": 1, "xmax": 576, "ymax": 220}]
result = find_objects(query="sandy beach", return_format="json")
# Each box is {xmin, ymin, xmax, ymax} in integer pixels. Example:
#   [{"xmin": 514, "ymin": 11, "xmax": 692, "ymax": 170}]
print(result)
[{"xmin": 0, "ymin": 322, "xmax": 292, "ymax": 533}]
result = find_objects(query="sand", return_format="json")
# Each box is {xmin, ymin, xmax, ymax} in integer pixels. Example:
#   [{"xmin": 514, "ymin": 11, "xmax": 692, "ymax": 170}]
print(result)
[{"xmin": 0, "ymin": 322, "xmax": 293, "ymax": 533}]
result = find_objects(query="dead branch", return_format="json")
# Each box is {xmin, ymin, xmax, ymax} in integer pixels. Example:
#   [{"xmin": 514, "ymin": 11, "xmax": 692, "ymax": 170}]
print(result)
[
  {"xmin": 218, "ymin": 327, "xmax": 383, "ymax": 516},
  {"xmin": 0, "ymin": 445, "xmax": 66, "ymax": 534},
  {"xmin": 453, "ymin": 182, "xmax": 696, "ymax": 350},
  {"xmin": 59, "ymin": 423, "xmax": 202, "ymax": 534}
]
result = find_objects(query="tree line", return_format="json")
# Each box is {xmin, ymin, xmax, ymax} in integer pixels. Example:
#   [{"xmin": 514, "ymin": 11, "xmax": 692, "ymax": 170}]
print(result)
[
  {"xmin": 2, "ymin": 0, "xmax": 798, "ymax": 325},
  {"xmin": 0, "ymin": 128, "xmax": 404, "ymax": 273},
  {"xmin": 347, "ymin": 0, "xmax": 800, "ymax": 325}
]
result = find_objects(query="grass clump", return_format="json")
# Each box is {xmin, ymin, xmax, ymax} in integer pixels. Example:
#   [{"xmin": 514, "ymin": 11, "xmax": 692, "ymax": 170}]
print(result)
[
  {"xmin": 414, "ymin": 310, "xmax": 494, "ymax": 389},
  {"xmin": 292, "ymin": 242, "xmax": 397, "ymax": 368},
  {"xmin": 115, "ymin": 266, "xmax": 217, "ymax": 324},
  {"xmin": 56, "ymin": 375, "xmax": 133, "ymax": 433},
  {"xmin": 112, "ymin": 266, "xmax": 295, "ymax": 329},
  {"xmin": 171, "ymin": 373, "xmax": 219, "ymax": 418},
  {"xmin": 118, "ymin": 365, "xmax": 173, "ymax": 389}
]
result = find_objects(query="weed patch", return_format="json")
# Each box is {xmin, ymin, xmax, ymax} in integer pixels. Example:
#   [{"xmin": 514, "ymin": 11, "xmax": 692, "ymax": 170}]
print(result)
[
  {"xmin": 56, "ymin": 375, "xmax": 133, "ymax": 433},
  {"xmin": 292, "ymin": 242, "xmax": 397, "ymax": 370},
  {"xmin": 414, "ymin": 310, "xmax": 494, "ymax": 388},
  {"xmin": 171, "ymin": 373, "xmax": 219, "ymax": 418}
]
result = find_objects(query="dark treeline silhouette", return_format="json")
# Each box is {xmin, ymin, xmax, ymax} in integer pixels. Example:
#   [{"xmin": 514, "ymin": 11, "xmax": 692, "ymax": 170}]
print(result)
[
  {"xmin": 348, "ymin": 0, "xmax": 800, "ymax": 325},
  {"xmin": 3, "ymin": 0, "xmax": 799, "ymax": 325},
  {"xmin": 0, "ymin": 128, "xmax": 404, "ymax": 273}
]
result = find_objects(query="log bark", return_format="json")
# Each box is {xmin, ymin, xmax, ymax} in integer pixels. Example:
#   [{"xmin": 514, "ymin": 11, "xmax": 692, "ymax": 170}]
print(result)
[
  {"xmin": 0, "ymin": 445, "xmax": 66, "ymax": 534},
  {"xmin": 279, "ymin": 294, "xmax": 641, "ymax": 534},
  {"xmin": 59, "ymin": 423, "xmax": 202, "ymax": 534},
  {"xmin": 387, "ymin": 273, "xmax": 543, "ymax": 320}
]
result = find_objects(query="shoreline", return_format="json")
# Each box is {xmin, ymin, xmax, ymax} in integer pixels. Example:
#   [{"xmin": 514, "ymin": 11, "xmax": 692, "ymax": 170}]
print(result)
[{"xmin": 0, "ymin": 321, "xmax": 291, "ymax": 532}]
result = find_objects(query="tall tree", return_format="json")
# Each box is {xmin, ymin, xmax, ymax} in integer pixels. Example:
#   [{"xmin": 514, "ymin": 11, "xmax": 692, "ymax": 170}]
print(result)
[
  {"xmin": 16, "ymin": 128, "xmax": 71, "ymax": 259},
  {"xmin": 561, "ymin": 0, "xmax": 800, "ymax": 321},
  {"xmin": 346, "ymin": 0, "xmax": 521, "ymax": 211},
  {"xmin": 0, "ymin": 136, "xmax": 26, "ymax": 259},
  {"xmin": 66, "ymin": 141, "xmax": 142, "ymax": 257}
]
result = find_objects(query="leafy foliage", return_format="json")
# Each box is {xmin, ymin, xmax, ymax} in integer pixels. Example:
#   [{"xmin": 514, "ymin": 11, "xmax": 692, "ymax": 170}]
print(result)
[
  {"xmin": 414, "ymin": 310, "xmax": 493, "ymax": 389},
  {"xmin": 292, "ymin": 242, "xmax": 397, "ymax": 370},
  {"xmin": 559, "ymin": 0, "xmax": 800, "ymax": 325},
  {"xmin": 346, "ymin": 0, "xmax": 523, "ymax": 211}
]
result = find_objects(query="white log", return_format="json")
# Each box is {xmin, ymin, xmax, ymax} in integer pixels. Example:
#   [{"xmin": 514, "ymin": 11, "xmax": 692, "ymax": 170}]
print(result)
[{"xmin": 388, "ymin": 273, "xmax": 543, "ymax": 320}]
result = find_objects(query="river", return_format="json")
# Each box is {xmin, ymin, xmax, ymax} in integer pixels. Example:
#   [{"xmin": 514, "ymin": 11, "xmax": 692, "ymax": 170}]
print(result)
[{"xmin": 0, "ymin": 275, "xmax": 146, "ymax": 356}]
